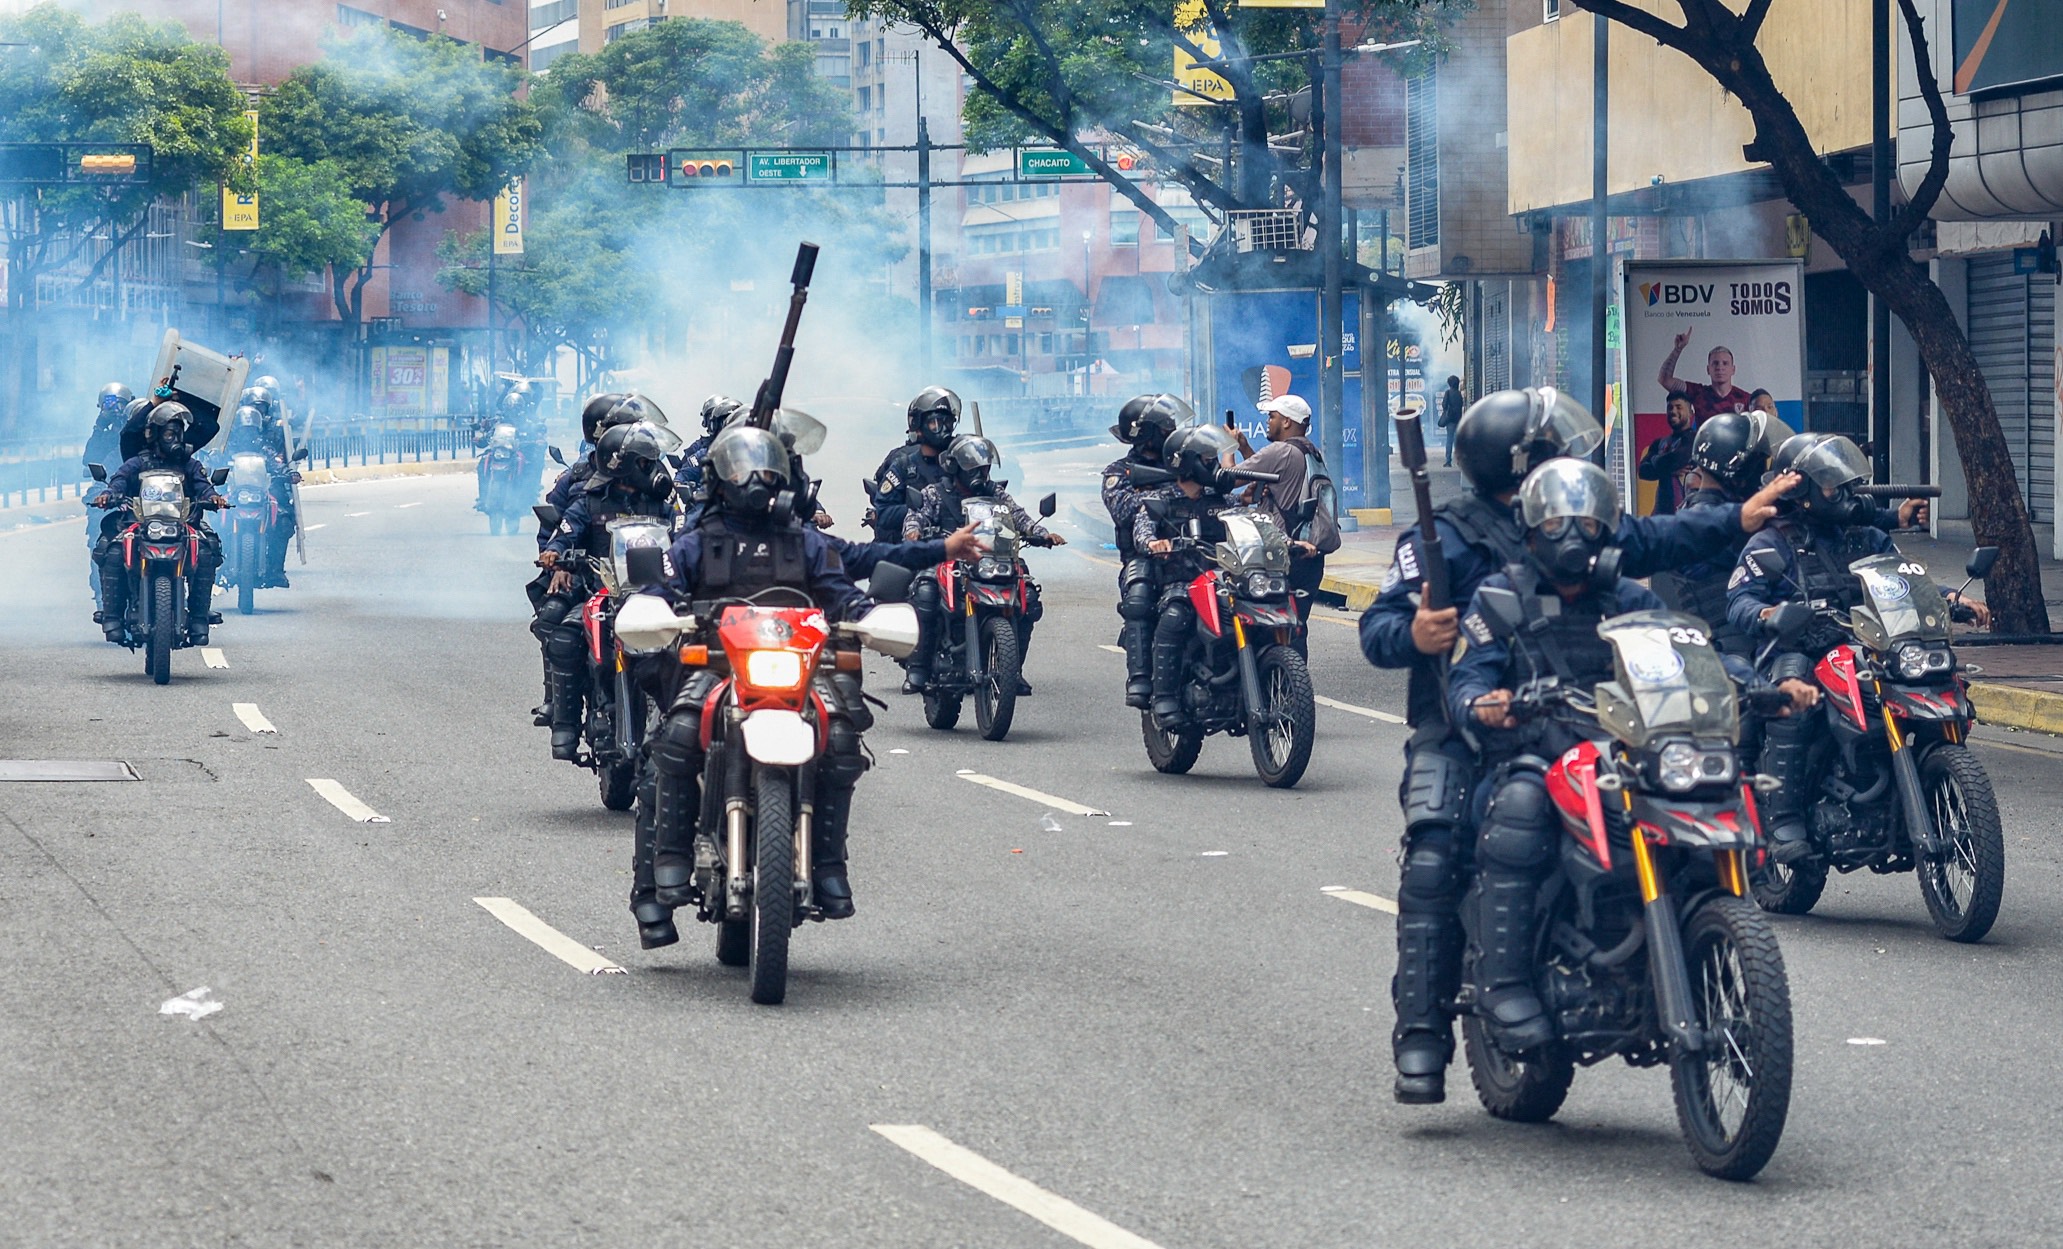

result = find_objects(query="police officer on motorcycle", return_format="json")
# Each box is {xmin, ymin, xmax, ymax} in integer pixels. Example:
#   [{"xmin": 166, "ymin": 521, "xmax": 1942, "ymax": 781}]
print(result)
[
  {"xmin": 1727, "ymin": 433, "xmax": 1987, "ymax": 864},
  {"xmin": 635, "ymin": 425, "xmax": 878, "ymax": 947},
  {"xmin": 536, "ymin": 421, "xmax": 681, "ymax": 760},
  {"xmin": 1360, "ymin": 387, "xmax": 1794, "ymax": 1104},
  {"xmin": 869, "ymin": 386, "xmax": 958, "ymax": 542},
  {"xmin": 1138, "ymin": 424, "xmax": 1246, "ymax": 730},
  {"xmin": 677, "ymin": 393, "xmax": 742, "ymax": 498},
  {"xmin": 91, "ymin": 403, "xmax": 225, "ymax": 646},
  {"xmin": 1102, "ymin": 393, "xmax": 1189, "ymax": 708},
  {"xmin": 227, "ymin": 395, "xmax": 302, "ymax": 588},
  {"xmin": 84, "ymin": 383, "xmax": 133, "ymax": 595}
]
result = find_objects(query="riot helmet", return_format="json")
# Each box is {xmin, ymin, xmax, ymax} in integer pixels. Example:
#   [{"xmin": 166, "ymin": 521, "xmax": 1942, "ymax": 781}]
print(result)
[
  {"xmin": 1111, "ymin": 394, "xmax": 1153, "ymax": 444},
  {"xmin": 1518, "ymin": 458, "xmax": 1620, "ymax": 587},
  {"xmin": 1689, "ymin": 412, "xmax": 1760, "ymax": 498},
  {"xmin": 940, "ymin": 435, "xmax": 1003, "ymax": 494},
  {"xmin": 1127, "ymin": 394, "xmax": 1193, "ymax": 459},
  {"xmin": 97, "ymin": 382, "xmax": 133, "ymax": 420},
  {"xmin": 1163, "ymin": 424, "xmax": 1239, "ymax": 489},
  {"xmin": 251, "ymin": 374, "xmax": 280, "ymax": 392},
  {"xmin": 906, "ymin": 386, "xmax": 961, "ymax": 449},
  {"xmin": 239, "ymin": 385, "xmax": 278, "ymax": 419},
  {"xmin": 1453, "ymin": 387, "xmax": 1604, "ymax": 497},
  {"xmin": 1790, "ymin": 434, "xmax": 1874, "ymax": 525},
  {"xmin": 596, "ymin": 420, "xmax": 675, "ymax": 499},
  {"xmin": 227, "ymin": 404, "xmax": 266, "ymax": 452},
  {"xmin": 147, "ymin": 402, "xmax": 194, "ymax": 461},
  {"xmin": 698, "ymin": 393, "xmax": 744, "ymax": 437},
  {"xmin": 579, "ymin": 391, "xmax": 628, "ymax": 444},
  {"xmin": 603, "ymin": 394, "xmax": 682, "ymax": 455},
  {"xmin": 705, "ymin": 425, "xmax": 791, "ymax": 518}
]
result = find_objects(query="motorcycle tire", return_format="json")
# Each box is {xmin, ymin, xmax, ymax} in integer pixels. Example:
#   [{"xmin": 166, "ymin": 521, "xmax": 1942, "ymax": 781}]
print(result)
[
  {"xmin": 1141, "ymin": 710, "xmax": 1202, "ymax": 775},
  {"xmin": 1670, "ymin": 897, "xmax": 1793, "ymax": 1181},
  {"xmin": 1462, "ymin": 1015, "xmax": 1573, "ymax": 1124},
  {"xmin": 237, "ymin": 530, "xmax": 257, "ymax": 616},
  {"xmin": 600, "ymin": 760, "xmax": 636, "ymax": 812},
  {"xmin": 1748, "ymin": 856, "xmax": 1827, "ymax": 916},
  {"xmin": 706, "ymin": 751, "xmax": 749, "ymax": 968},
  {"xmin": 748, "ymin": 766, "xmax": 794, "ymax": 1006},
  {"xmin": 1247, "ymin": 645, "xmax": 1315, "ymax": 789},
  {"xmin": 974, "ymin": 615, "xmax": 1021, "ymax": 742},
  {"xmin": 923, "ymin": 688, "xmax": 962, "ymax": 731},
  {"xmin": 716, "ymin": 917, "xmax": 749, "ymax": 967},
  {"xmin": 1916, "ymin": 744, "xmax": 2005, "ymax": 943},
  {"xmin": 148, "ymin": 575, "xmax": 175, "ymax": 686}
]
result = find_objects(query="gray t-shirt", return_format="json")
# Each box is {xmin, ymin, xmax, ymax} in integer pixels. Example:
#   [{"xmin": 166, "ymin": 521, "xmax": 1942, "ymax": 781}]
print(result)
[{"xmin": 1242, "ymin": 437, "xmax": 1312, "ymax": 533}]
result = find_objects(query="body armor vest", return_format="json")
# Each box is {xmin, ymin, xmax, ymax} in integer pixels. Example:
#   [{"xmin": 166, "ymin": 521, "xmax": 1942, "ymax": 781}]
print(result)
[
  {"xmin": 1667, "ymin": 485, "xmax": 1748, "ymax": 652},
  {"xmin": 577, "ymin": 482, "xmax": 668, "ymax": 557},
  {"xmin": 1405, "ymin": 493, "xmax": 1532, "ymax": 731},
  {"xmin": 1494, "ymin": 569, "xmax": 1621, "ymax": 761},
  {"xmin": 699, "ymin": 514, "xmax": 808, "ymax": 594},
  {"xmin": 1771, "ymin": 517, "xmax": 1882, "ymax": 655}
]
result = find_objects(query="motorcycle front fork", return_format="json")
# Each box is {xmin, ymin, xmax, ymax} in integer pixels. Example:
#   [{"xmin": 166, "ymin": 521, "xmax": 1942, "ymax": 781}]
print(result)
[{"xmin": 1621, "ymin": 787, "xmax": 1750, "ymax": 1056}]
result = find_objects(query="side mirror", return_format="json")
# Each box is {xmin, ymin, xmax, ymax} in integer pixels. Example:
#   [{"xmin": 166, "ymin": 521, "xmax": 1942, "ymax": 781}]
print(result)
[
  {"xmin": 1475, "ymin": 586, "xmax": 1525, "ymax": 641},
  {"xmin": 1769, "ymin": 600, "xmax": 1813, "ymax": 642},
  {"xmin": 292, "ymin": 446, "xmax": 310, "ymax": 463},
  {"xmin": 209, "ymin": 467, "xmax": 231, "ymax": 486},
  {"xmin": 548, "ymin": 445, "xmax": 567, "ymax": 466},
  {"xmin": 623, "ymin": 543, "xmax": 667, "ymax": 587},
  {"xmin": 850, "ymin": 601, "xmax": 920, "ymax": 658},
  {"xmin": 868, "ymin": 561, "xmax": 915, "ymax": 604},
  {"xmin": 532, "ymin": 504, "xmax": 562, "ymax": 529},
  {"xmin": 1747, "ymin": 548, "xmax": 1785, "ymax": 580},
  {"xmin": 1038, "ymin": 492, "xmax": 1058, "ymax": 519},
  {"xmin": 88, "ymin": 463, "xmax": 107, "ymax": 482},
  {"xmin": 1967, "ymin": 546, "xmax": 1999, "ymax": 580}
]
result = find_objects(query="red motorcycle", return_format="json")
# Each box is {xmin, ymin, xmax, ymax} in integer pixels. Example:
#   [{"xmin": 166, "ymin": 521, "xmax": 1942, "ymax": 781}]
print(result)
[
  {"xmin": 915, "ymin": 493, "xmax": 1057, "ymax": 741},
  {"xmin": 1463, "ymin": 594, "xmax": 1795, "ymax": 1181}
]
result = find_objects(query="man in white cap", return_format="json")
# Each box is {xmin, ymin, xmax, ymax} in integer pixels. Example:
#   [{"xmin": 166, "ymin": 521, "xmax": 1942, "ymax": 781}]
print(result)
[{"xmin": 1237, "ymin": 393, "xmax": 1335, "ymax": 641}]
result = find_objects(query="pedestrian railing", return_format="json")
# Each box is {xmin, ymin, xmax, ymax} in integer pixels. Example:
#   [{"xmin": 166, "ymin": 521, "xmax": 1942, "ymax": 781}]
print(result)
[
  {"xmin": 0, "ymin": 439, "xmax": 90, "ymax": 510},
  {"xmin": 302, "ymin": 415, "xmax": 473, "ymax": 469}
]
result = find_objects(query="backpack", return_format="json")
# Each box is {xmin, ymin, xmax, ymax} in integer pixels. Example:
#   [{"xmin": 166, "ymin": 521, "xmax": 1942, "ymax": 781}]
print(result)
[{"xmin": 1283, "ymin": 436, "xmax": 1341, "ymax": 555}]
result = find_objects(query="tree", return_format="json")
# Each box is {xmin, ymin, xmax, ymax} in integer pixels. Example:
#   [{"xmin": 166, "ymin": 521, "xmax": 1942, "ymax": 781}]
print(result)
[
  {"xmin": 843, "ymin": 1, "xmax": 1456, "ymax": 237},
  {"xmin": 264, "ymin": 25, "xmax": 540, "ymax": 330},
  {"xmin": 204, "ymin": 154, "xmax": 383, "ymax": 301},
  {"xmin": 0, "ymin": 4, "xmax": 252, "ymax": 310},
  {"xmin": 1566, "ymin": 0, "xmax": 2048, "ymax": 632}
]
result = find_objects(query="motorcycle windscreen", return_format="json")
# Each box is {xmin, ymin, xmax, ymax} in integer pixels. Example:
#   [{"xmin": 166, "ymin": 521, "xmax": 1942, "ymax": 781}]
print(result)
[
  {"xmin": 1594, "ymin": 610, "xmax": 1739, "ymax": 749},
  {"xmin": 135, "ymin": 470, "xmax": 188, "ymax": 521},
  {"xmin": 1847, "ymin": 553, "xmax": 1951, "ymax": 645},
  {"xmin": 1214, "ymin": 507, "xmax": 1291, "ymax": 575},
  {"xmin": 490, "ymin": 423, "xmax": 518, "ymax": 450},
  {"xmin": 228, "ymin": 452, "xmax": 271, "ymax": 493},
  {"xmin": 961, "ymin": 498, "xmax": 1020, "ymax": 562}
]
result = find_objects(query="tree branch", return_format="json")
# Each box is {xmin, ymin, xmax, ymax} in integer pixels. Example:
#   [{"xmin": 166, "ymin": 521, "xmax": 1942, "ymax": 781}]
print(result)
[
  {"xmin": 1883, "ymin": 0, "xmax": 1953, "ymax": 247},
  {"xmin": 1563, "ymin": 0, "xmax": 1690, "ymax": 51},
  {"xmin": 1739, "ymin": 0, "xmax": 1775, "ymax": 42},
  {"xmin": 1002, "ymin": 0, "xmax": 1074, "ymax": 130}
]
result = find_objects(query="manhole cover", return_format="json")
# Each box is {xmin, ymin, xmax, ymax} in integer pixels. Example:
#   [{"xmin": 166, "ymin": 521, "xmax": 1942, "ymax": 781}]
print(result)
[{"xmin": 0, "ymin": 760, "xmax": 139, "ymax": 782}]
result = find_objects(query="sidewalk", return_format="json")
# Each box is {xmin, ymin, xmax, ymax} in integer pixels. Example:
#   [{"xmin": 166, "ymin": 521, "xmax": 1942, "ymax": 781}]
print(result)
[{"xmin": 1316, "ymin": 458, "xmax": 2063, "ymax": 738}]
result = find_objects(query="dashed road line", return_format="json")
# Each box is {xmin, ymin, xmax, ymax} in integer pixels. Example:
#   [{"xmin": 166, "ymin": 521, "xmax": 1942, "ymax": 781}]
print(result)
[
  {"xmin": 1315, "ymin": 694, "xmax": 1406, "ymax": 724},
  {"xmin": 396, "ymin": 502, "xmax": 421, "ymax": 509},
  {"xmin": 1321, "ymin": 885, "xmax": 1398, "ymax": 914},
  {"xmin": 306, "ymin": 778, "xmax": 390, "ymax": 823},
  {"xmin": 200, "ymin": 648, "xmax": 229, "ymax": 669},
  {"xmin": 1308, "ymin": 612, "xmax": 1358, "ymax": 629},
  {"xmin": 872, "ymin": 1125, "xmax": 1165, "ymax": 1249},
  {"xmin": 345, "ymin": 511, "xmax": 370, "ymax": 518},
  {"xmin": 1096, "ymin": 644, "xmax": 1124, "ymax": 654},
  {"xmin": 957, "ymin": 772, "xmax": 1107, "ymax": 816},
  {"xmin": 474, "ymin": 897, "xmax": 625, "ymax": 975},
  {"xmin": 231, "ymin": 703, "xmax": 277, "ymax": 734},
  {"xmin": 306, "ymin": 523, "xmax": 327, "ymax": 531}
]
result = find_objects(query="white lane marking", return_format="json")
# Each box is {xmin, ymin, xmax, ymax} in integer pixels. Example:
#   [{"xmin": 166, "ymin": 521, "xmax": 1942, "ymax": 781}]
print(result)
[
  {"xmin": 872, "ymin": 1125, "xmax": 1166, "ymax": 1249},
  {"xmin": 474, "ymin": 897, "xmax": 626, "ymax": 975},
  {"xmin": 232, "ymin": 703, "xmax": 277, "ymax": 734},
  {"xmin": 345, "ymin": 511, "xmax": 370, "ymax": 518},
  {"xmin": 306, "ymin": 523, "xmax": 327, "ymax": 531},
  {"xmin": 1096, "ymin": 644, "xmax": 1124, "ymax": 654},
  {"xmin": 200, "ymin": 648, "xmax": 229, "ymax": 669},
  {"xmin": 1848, "ymin": 1037, "xmax": 1889, "ymax": 1046},
  {"xmin": 306, "ymin": 778, "xmax": 390, "ymax": 823},
  {"xmin": 1316, "ymin": 694, "xmax": 1406, "ymax": 724},
  {"xmin": 957, "ymin": 773, "xmax": 1107, "ymax": 816},
  {"xmin": 1320, "ymin": 886, "xmax": 1398, "ymax": 914},
  {"xmin": 396, "ymin": 502, "xmax": 421, "ymax": 509}
]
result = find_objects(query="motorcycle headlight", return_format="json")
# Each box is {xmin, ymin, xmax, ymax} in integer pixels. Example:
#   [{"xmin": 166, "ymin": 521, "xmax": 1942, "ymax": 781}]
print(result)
[
  {"xmin": 1242, "ymin": 571, "xmax": 1285, "ymax": 599},
  {"xmin": 742, "ymin": 649, "xmax": 807, "ymax": 691},
  {"xmin": 146, "ymin": 521, "xmax": 177, "ymax": 539},
  {"xmin": 976, "ymin": 557, "xmax": 1009, "ymax": 580},
  {"xmin": 1654, "ymin": 741, "xmax": 1734, "ymax": 793},
  {"xmin": 1894, "ymin": 642, "xmax": 1953, "ymax": 680}
]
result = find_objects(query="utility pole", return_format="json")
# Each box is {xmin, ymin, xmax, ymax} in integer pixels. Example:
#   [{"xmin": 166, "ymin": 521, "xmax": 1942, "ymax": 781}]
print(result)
[
  {"xmin": 1317, "ymin": 0, "xmax": 1346, "ymax": 494},
  {"xmin": 1589, "ymin": 13, "xmax": 1609, "ymax": 427},
  {"xmin": 1870, "ymin": 0, "xmax": 1893, "ymax": 484},
  {"xmin": 917, "ymin": 114, "xmax": 933, "ymax": 377},
  {"xmin": 488, "ymin": 243, "xmax": 498, "ymax": 377}
]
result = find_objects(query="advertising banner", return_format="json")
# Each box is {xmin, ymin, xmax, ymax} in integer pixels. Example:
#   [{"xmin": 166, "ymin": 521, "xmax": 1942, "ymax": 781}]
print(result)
[
  {"xmin": 371, "ymin": 345, "xmax": 430, "ymax": 415},
  {"xmin": 1622, "ymin": 260, "xmax": 1804, "ymax": 515},
  {"xmin": 1173, "ymin": 1, "xmax": 1233, "ymax": 106},
  {"xmin": 222, "ymin": 109, "xmax": 258, "ymax": 231},
  {"xmin": 493, "ymin": 178, "xmax": 524, "ymax": 255},
  {"xmin": 1203, "ymin": 288, "xmax": 1366, "ymax": 507}
]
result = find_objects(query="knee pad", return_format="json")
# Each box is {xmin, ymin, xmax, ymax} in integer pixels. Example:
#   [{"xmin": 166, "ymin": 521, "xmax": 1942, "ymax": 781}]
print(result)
[
  {"xmin": 1396, "ymin": 831, "xmax": 1460, "ymax": 912},
  {"xmin": 1119, "ymin": 581, "xmax": 1157, "ymax": 622},
  {"xmin": 544, "ymin": 622, "xmax": 586, "ymax": 667},
  {"xmin": 1769, "ymin": 651, "xmax": 1813, "ymax": 683},
  {"xmin": 1023, "ymin": 584, "xmax": 1043, "ymax": 623},
  {"xmin": 648, "ymin": 712, "xmax": 705, "ymax": 774},
  {"xmin": 911, "ymin": 576, "xmax": 941, "ymax": 611},
  {"xmin": 1400, "ymin": 739, "xmax": 1471, "ymax": 837},
  {"xmin": 1477, "ymin": 774, "xmax": 1554, "ymax": 872},
  {"xmin": 821, "ymin": 741, "xmax": 868, "ymax": 786}
]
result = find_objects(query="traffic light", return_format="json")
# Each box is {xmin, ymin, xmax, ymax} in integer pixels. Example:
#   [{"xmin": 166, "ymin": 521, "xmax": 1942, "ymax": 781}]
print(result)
[
  {"xmin": 1113, "ymin": 152, "xmax": 1137, "ymax": 172},
  {"xmin": 0, "ymin": 144, "xmax": 66, "ymax": 184},
  {"xmin": 678, "ymin": 158, "xmax": 734, "ymax": 181},
  {"xmin": 79, "ymin": 153, "xmax": 138, "ymax": 177},
  {"xmin": 627, "ymin": 153, "xmax": 669, "ymax": 184}
]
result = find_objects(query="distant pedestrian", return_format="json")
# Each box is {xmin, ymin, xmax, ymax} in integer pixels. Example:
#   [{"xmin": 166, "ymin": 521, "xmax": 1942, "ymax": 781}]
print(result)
[{"xmin": 1438, "ymin": 375, "xmax": 1465, "ymax": 466}]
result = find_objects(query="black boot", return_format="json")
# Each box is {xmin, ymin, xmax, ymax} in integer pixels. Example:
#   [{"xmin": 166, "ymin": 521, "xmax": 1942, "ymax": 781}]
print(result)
[
  {"xmin": 548, "ymin": 668, "xmax": 584, "ymax": 761},
  {"xmin": 1120, "ymin": 620, "xmax": 1153, "ymax": 708},
  {"xmin": 629, "ymin": 765, "xmax": 678, "ymax": 948},
  {"xmin": 904, "ymin": 592, "xmax": 940, "ymax": 694},
  {"xmin": 1392, "ymin": 912, "xmax": 1461, "ymax": 1104},
  {"xmin": 812, "ymin": 784, "xmax": 856, "ymax": 920},
  {"xmin": 1759, "ymin": 717, "xmax": 1814, "ymax": 864},
  {"xmin": 532, "ymin": 653, "xmax": 555, "ymax": 725},
  {"xmin": 185, "ymin": 577, "xmax": 215, "ymax": 646},
  {"xmin": 650, "ymin": 766, "xmax": 704, "ymax": 909},
  {"xmin": 1149, "ymin": 632, "xmax": 1187, "ymax": 730},
  {"xmin": 1476, "ymin": 874, "xmax": 1552, "ymax": 1053}
]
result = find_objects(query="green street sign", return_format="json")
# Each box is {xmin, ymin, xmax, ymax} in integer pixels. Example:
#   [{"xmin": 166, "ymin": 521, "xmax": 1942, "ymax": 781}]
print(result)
[
  {"xmin": 1017, "ymin": 148, "xmax": 1091, "ymax": 178},
  {"xmin": 747, "ymin": 152, "xmax": 833, "ymax": 183},
  {"xmin": 1605, "ymin": 304, "xmax": 1622, "ymax": 350}
]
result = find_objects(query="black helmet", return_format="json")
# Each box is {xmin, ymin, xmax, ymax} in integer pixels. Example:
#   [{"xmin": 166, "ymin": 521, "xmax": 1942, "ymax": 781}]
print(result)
[
  {"xmin": 97, "ymin": 382, "xmax": 133, "ymax": 416},
  {"xmin": 147, "ymin": 402, "xmax": 193, "ymax": 458},
  {"xmin": 1126, "ymin": 394, "xmax": 1193, "ymax": 457},
  {"xmin": 698, "ymin": 393, "xmax": 743, "ymax": 437},
  {"xmin": 940, "ymin": 435, "xmax": 1003, "ymax": 493},
  {"xmin": 596, "ymin": 420, "xmax": 675, "ymax": 500},
  {"xmin": 1163, "ymin": 424, "xmax": 1239, "ymax": 488},
  {"xmin": 1453, "ymin": 387, "xmax": 1604, "ymax": 497},
  {"xmin": 1517, "ymin": 458, "xmax": 1620, "ymax": 587},
  {"xmin": 705, "ymin": 425, "xmax": 790, "ymax": 518},
  {"xmin": 606, "ymin": 392, "xmax": 668, "ymax": 430},
  {"xmin": 239, "ymin": 384, "xmax": 277, "ymax": 416},
  {"xmin": 907, "ymin": 386, "xmax": 961, "ymax": 448},
  {"xmin": 1790, "ymin": 434, "xmax": 1874, "ymax": 526},
  {"xmin": 1689, "ymin": 412, "xmax": 1760, "ymax": 497},
  {"xmin": 1111, "ymin": 394, "xmax": 1154, "ymax": 443},
  {"xmin": 1767, "ymin": 431, "xmax": 1823, "ymax": 482},
  {"xmin": 579, "ymin": 391, "xmax": 628, "ymax": 444}
]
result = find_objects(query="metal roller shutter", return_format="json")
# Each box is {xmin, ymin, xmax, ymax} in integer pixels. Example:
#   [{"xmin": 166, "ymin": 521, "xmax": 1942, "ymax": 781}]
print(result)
[{"xmin": 1966, "ymin": 253, "xmax": 2054, "ymax": 524}]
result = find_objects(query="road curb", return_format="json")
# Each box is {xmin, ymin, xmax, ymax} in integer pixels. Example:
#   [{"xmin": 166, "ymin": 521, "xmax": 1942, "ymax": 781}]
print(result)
[
  {"xmin": 302, "ymin": 459, "xmax": 475, "ymax": 486},
  {"xmin": 1320, "ymin": 567, "xmax": 1386, "ymax": 612},
  {"xmin": 1967, "ymin": 681, "xmax": 2063, "ymax": 737}
]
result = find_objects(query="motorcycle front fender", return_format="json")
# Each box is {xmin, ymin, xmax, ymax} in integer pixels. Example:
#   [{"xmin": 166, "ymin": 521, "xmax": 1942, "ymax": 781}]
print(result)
[{"xmin": 740, "ymin": 709, "xmax": 817, "ymax": 767}]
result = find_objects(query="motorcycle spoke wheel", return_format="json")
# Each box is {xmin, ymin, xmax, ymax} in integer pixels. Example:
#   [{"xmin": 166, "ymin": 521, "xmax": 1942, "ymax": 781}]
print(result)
[
  {"xmin": 1917, "ymin": 745, "xmax": 2005, "ymax": 943},
  {"xmin": 1671, "ymin": 899, "xmax": 1792, "ymax": 1181},
  {"xmin": 1748, "ymin": 855, "xmax": 1826, "ymax": 915},
  {"xmin": 973, "ymin": 616, "xmax": 1020, "ymax": 741},
  {"xmin": 148, "ymin": 576, "xmax": 175, "ymax": 686},
  {"xmin": 1462, "ymin": 1015, "xmax": 1572, "ymax": 1123},
  {"xmin": 747, "ymin": 767, "xmax": 794, "ymax": 1005},
  {"xmin": 1140, "ymin": 710, "xmax": 1202, "ymax": 774},
  {"xmin": 1246, "ymin": 646, "xmax": 1315, "ymax": 788}
]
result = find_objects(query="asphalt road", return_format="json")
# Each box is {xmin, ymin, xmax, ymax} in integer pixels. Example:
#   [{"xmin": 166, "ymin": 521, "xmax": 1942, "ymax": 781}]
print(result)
[{"xmin": 4, "ymin": 469, "xmax": 2062, "ymax": 1248}]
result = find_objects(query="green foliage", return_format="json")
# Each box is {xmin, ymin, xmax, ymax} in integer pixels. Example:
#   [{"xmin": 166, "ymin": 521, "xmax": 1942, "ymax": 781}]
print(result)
[{"xmin": 229, "ymin": 154, "xmax": 383, "ymax": 284}]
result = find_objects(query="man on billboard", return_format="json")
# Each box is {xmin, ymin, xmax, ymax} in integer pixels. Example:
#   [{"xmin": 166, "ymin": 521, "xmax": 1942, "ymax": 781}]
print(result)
[
  {"xmin": 1656, "ymin": 328, "xmax": 1755, "ymax": 420},
  {"xmin": 1636, "ymin": 392, "xmax": 1697, "ymax": 514}
]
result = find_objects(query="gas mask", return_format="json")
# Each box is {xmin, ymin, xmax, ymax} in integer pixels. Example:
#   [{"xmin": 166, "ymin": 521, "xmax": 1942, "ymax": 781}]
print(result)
[
  {"xmin": 153, "ymin": 423, "xmax": 188, "ymax": 459},
  {"xmin": 720, "ymin": 470, "xmax": 782, "ymax": 518},
  {"xmin": 1801, "ymin": 482, "xmax": 1874, "ymax": 527},
  {"xmin": 1527, "ymin": 515, "xmax": 1613, "ymax": 587},
  {"xmin": 636, "ymin": 462, "xmax": 674, "ymax": 501},
  {"xmin": 918, "ymin": 413, "xmax": 955, "ymax": 450}
]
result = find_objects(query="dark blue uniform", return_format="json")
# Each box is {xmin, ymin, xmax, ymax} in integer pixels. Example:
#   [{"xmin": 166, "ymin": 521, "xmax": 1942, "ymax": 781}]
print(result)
[
  {"xmin": 96, "ymin": 451, "xmax": 224, "ymax": 643},
  {"xmin": 1102, "ymin": 452, "xmax": 1163, "ymax": 702},
  {"xmin": 869, "ymin": 442, "xmax": 946, "ymax": 543}
]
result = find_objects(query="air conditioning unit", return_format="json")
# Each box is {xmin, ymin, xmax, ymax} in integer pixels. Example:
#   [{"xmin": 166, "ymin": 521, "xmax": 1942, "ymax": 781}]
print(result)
[{"xmin": 1227, "ymin": 209, "xmax": 1309, "ymax": 253}]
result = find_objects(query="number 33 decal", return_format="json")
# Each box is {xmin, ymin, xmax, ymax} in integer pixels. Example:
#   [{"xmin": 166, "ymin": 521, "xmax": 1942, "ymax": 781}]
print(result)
[{"xmin": 1668, "ymin": 625, "xmax": 1709, "ymax": 647}]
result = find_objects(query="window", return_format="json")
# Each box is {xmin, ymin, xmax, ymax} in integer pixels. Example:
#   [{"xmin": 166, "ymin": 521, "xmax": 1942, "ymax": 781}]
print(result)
[
  {"xmin": 337, "ymin": 4, "xmax": 383, "ymax": 27},
  {"xmin": 858, "ymin": 86, "xmax": 871, "ymax": 113},
  {"xmin": 1110, "ymin": 209, "xmax": 1140, "ymax": 247},
  {"xmin": 531, "ymin": 0, "xmax": 576, "ymax": 24},
  {"xmin": 1405, "ymin": 69, "xmax": 1438, "ymax": 250},
  {"xmin": 857, "ymin": 41, "xmax": 870, "ymax": 68},
  {"xmin": 1544, "ymin": 0, "xmax": 1560, "ymax": 18},
  {"xmin": 605, "ymin": 17, "xmax": 648, "ymax": 41},
  {"xmin": 606, "ymin": 0, "xmax": 638, "ymax": 8}
]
